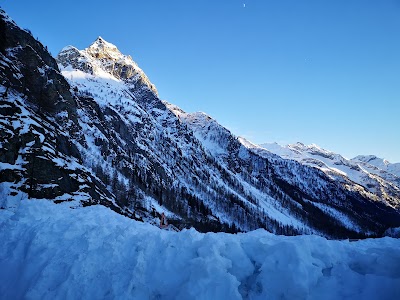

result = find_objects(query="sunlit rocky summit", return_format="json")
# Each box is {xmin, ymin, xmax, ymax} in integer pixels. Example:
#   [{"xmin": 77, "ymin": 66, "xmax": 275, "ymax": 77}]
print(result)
[{"xmin": 57, "ymin": 36, "xmax": 157, "ymax": 94}]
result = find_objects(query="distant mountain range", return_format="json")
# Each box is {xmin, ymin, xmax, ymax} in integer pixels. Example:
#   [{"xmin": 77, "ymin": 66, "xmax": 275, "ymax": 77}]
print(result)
[
  {"xmin": 1, "ymin": 8, "xmax": 399, "ymax": 238},
  {"xmin": 259, "ymin": 142, "xmax": 400, "ymax": 204}
]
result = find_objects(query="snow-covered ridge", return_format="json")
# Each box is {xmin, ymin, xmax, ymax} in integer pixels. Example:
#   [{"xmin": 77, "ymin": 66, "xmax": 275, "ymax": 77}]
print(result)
[
  {"xmin": 167, "ymin": 102, "xmax": 235, "ymax": 157},
  {"xmin": 0, "ymin": 8, "xmax": 17, "ymax": 27},
  {"xmin": 1, "ymin": 200, "xmax": 400, "ymax": 299},
  {"xmin": 352, "ymin": 155, "xmax": 400, "ymax": 178},
  {"xmin": 354, "ymin": 155, "xmax": 390, "ymax": 166},
  {"xmin": 258, "ymin": 142, "xmax": 400, "ymax": 208}
]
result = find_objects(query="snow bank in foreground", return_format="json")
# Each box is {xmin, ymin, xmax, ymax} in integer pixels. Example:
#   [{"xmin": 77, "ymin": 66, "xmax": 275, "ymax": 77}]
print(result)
[{"xmin": 1, "ymin": 201, "xmax": 399, "ymax": 299}]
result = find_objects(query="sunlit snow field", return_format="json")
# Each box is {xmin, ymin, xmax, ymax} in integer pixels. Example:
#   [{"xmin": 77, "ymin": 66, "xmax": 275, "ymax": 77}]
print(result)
[{"xmin": 1, "ymin": 200, "xmax": 399, "ymax": 299}]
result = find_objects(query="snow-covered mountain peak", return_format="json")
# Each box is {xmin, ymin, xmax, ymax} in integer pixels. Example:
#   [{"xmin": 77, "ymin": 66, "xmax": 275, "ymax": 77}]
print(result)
[
  {"xmin": 90, "ymin": 36, "xmax": 115, "ymax": 48},
  {"xmin": 57, "ymin": 44, "xmax": 96, "ymax": 76},
  {"xmin": 259, "ymin": 142, "xmax": 340, "ymax": 161},
  {"xmin": 352, "ymin": 155, "xmax": 400, "ymax": 178},
  {"xmin": 56, "ymin": 38, "xmax": 158, "ymax": 95},
  {"xmin": 166, "ymin": 102, "xmax": 215, "ymax": 125},
  {"xmin": 186, "ymin": 111, "xmax": 214, "ymax": 123},
  {"xmin": 165, "ymin": 103, "xmax": 234, "ymax": 156},
  {"xmin": 85, "ymin": 36, "xmax": 128, "ymax": 62},
  {"xmin": 353, "ymin": 155, "xmax": 389, "ymax": 166},
  {"xmin": 261, "ymin": 141, "xmax": 346, "ymax": 167},
  {"xmin": 163, "ymin": 101, "xmax": 185, "ymax": 117},
  {"xmin": 59, "ymin": 45, "xmax": 79, "ymax": 54},
  {"xmin": 287, "ymin": 142, "xmax": 347, "ymax": 162},
  {"xmin": 174, "ymin": 110, "xmax": 223, "ymax": 133},
  {"xmin": 238, "ymin": 137, "xmax": 264, "ymax": 150},
  {"xmin": 289, "ymin": 142, "xmax": 331, "ymax": 154}
]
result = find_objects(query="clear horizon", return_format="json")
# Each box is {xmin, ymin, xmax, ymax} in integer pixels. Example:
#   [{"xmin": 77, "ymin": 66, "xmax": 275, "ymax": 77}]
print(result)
[{"xmin": 3, "ymin": 1, "xmax": 399, "ymax": 162}]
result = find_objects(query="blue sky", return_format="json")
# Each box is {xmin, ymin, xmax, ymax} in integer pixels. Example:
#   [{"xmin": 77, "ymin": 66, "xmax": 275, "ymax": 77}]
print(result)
[{"xmin": 3, "ymin": 1, "xmax": 400, "ymax": 162}]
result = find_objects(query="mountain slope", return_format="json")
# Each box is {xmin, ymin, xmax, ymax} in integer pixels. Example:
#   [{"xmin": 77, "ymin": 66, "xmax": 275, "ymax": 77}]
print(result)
[
  {"xmin": 166, "ymin": 107, "xmax": 400, "ymax": 236},
  {"xmin": 0, "ymin": 10, "xmax": 125, "ymax": 215},
  {"xmin": 1, "ymin": 8, "xmax": 400, "ymax": 238}
]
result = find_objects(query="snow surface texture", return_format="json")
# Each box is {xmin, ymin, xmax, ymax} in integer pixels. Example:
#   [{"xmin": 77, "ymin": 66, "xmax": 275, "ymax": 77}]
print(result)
[{"xmin": 1, "ymin": 201, "xmax": 399, "ymax": 300}]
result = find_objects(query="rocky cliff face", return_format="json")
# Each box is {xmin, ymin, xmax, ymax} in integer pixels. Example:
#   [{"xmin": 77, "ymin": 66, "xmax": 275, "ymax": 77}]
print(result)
[
  {"xmin": 1, "ymin": 8, "xmax": 400, "ymax": 238},
  {"xmin": 0, "ymin": 9, "xmax": 127, "ymax": 216}
]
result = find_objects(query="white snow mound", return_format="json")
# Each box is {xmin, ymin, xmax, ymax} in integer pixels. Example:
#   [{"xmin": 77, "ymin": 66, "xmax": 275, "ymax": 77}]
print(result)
[{"xmin": 1, "ymin": 200, "xmax": 399, "ymax": 299}]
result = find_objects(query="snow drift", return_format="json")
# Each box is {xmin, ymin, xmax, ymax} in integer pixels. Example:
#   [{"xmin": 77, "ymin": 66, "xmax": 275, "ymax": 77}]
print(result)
[{"xmin": 1, "ymin": 201, "xmax": 399, "ymax": 299}]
